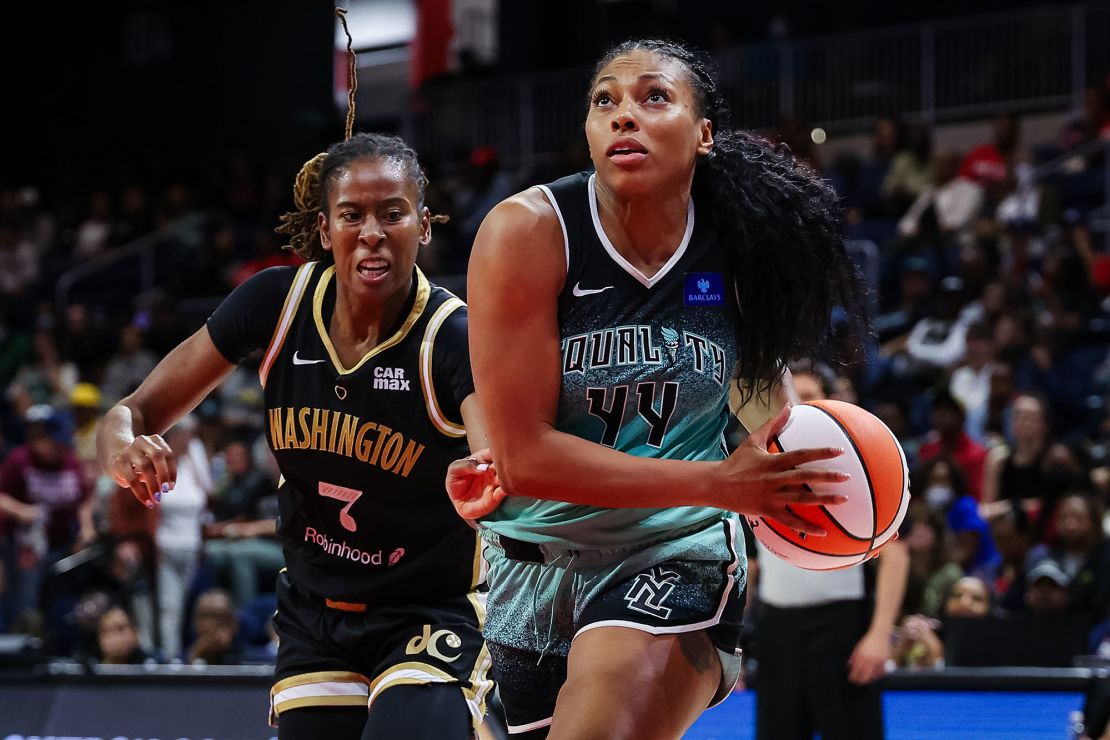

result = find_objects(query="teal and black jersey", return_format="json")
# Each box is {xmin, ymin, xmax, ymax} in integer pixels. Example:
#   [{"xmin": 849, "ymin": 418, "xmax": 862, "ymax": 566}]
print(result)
[
  {"xmin": 481, "ymin": 172, "xmax": 739, "ymax": 549},
  {"xmin": 207, "ymin": 264, "xmax": 482, "ymax": 606}
]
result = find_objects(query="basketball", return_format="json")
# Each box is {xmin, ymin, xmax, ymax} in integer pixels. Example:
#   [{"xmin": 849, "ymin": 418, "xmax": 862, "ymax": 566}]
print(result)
[{"xmin": 749, "ymin": 400, "xmax": 910, "ymax": 570}]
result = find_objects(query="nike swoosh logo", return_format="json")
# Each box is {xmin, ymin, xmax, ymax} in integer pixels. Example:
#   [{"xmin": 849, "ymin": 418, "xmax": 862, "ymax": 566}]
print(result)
[
  {"xmin": 572, "ymin": 282, "xmax": 614, "ymax": 297},
  {"xmin": 292, "ymin": 351, "xmax": 327, "ymax": 366}
]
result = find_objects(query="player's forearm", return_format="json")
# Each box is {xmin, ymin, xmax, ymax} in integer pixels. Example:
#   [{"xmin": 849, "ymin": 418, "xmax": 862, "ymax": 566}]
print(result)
[
  {"xmin": 493, "ymin": 425, "xmax": 719, "ymax": 509},
  {"xmin": 869, "ymin": 539, "xmax": 909, "ymax": 635}
]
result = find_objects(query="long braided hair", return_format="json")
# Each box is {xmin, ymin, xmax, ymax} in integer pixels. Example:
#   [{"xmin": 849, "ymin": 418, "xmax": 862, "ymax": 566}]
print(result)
[
  {"xmin": 275, "ymin": 8, "xmax": 444, "ymax": 262},
  {"xmin": 590, "ymin": 40, "xmax": 868, "ymax": 401}
]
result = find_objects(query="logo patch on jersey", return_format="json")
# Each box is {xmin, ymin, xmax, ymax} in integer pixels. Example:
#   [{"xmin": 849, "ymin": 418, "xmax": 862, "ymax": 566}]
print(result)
[
  {"xmin": 292, "ymin": 351, "xmax": 326, "ymax": 366},
  {"xmin": 624, "ymin": 566, "xmax": 681, "ymax": 619},
  {"xmin": 373, "ymin": 366, "xmax": 411, "ymax": 391},
  {"xmin": 684, "ymin": 272, "xmax": 724, "ymax": 306},
  {"xmin": 661, "ymin": 327, "xmax": 680, "ymax": 363},
  {"xmin": 572, "ymin": 282, "xmax": 614, "ymax": 297}
]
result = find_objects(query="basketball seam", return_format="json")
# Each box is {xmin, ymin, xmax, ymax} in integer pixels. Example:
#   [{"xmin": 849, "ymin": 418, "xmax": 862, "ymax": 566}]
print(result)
[
  {"xmin": 758, "ymin": 516, "xmax": 875, "ymax": 558},
  {"xmin": 808, "ymin": 403, "xmax": 880, "ymax": 555}
]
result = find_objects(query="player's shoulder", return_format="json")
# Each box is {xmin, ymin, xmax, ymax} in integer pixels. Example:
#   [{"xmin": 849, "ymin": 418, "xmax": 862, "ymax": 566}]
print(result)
[
  {"xmin": 473, "ymin": 187, "xmax": 566, "ymax": 276},
  {"xmin": 234, "ymin": 263, "xmax": 309, "ymax": 300}
]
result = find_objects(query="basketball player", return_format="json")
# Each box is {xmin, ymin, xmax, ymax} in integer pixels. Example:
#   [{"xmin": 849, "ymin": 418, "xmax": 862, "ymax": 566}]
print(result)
[
  {"xmin": 448, "ymin": 40, "xmax": 867, "ymax": 738},
  {"xmin": 97, "ymin": 133, "xmax": 493, "ymax": 740}
]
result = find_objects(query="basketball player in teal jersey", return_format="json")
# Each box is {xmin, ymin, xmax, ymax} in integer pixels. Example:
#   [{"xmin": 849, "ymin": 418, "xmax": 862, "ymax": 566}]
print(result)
[
  {"xmin": 98, "ymin": 134, "xmax": 495, "ymax": 740},
  {"xmin": 448, "ymin": 40, "xmax": 868, "ymax": 739}
]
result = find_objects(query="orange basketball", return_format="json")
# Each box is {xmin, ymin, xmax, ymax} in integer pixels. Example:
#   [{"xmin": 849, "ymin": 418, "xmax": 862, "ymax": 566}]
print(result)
[{"xmin": 748, "ymin": 400, "xmax": 910, "ymax": 570}]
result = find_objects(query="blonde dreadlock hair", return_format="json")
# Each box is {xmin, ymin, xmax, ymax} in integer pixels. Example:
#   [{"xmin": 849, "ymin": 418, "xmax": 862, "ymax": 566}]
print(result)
[{"xmin": 274, "ymin": 7, "xmax": 447, "ymax": 262}]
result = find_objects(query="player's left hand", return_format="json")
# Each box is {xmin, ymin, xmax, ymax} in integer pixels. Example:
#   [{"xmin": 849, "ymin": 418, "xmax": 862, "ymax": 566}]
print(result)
[
  {"xmin": 446, "ymin": 448, "xmax": 506, "ymax": 521},
  {"xmin": 847, "ymin": 628, "xmax": 892, "ymax": 685}
]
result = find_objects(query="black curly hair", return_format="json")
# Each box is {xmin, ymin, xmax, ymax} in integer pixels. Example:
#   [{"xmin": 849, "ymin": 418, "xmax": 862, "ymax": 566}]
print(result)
[{"xmin": 591, "ymin": 40, "xmax": 868, "ymax": 401}]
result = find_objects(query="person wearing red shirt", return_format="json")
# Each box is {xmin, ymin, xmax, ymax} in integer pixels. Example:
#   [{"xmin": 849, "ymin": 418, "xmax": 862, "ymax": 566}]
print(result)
[
  {"xmin": 919, "ymin": 390, "xmax": 988, "ymax": 500},
  {"xmin": 958, "ymin": 113, "xmax": 1019, "ymax": 187}
]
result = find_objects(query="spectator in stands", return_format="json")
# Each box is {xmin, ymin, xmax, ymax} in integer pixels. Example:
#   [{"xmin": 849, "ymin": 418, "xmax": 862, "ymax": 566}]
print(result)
[
  {"xmin": 1023, "ymin": 559, "xmax": 1071, "ymax": 617},
  {"xmin": 904, "ymin": 276, "xmax": 974, "ymax": 374},
  {"xmin": 100, "ymin": 325, "xmax": 158, "ymax": 405},
  {"xmin": 894, "ymin": 576, "xmax": 993, "ymax": 669},
  {"xmin": 96, "ymin": 603, "xmax": 150, "ymax": 665},
  {"xmin": 203, "ymin": 439, "xmax": 281, "ymax": 607},
  {"xmin": 0, "ymin": 405, "xmax": 95, "ymax": 624},
  {"xmin": 1028, "ymin": 494, "xmax": 1110, "ymax": 623},
  {"xmin": 111, "ymin": 185, "xmax": 152, "ymax": 246},
  {"xmin": 950, "ymin": 320, "xmax": 998, "ymax": 442},
  {"xmin": 959, "ymin": 113, "xmax": 1020, "ymax": 188},
  {"xmin": 454, "ymin": 145, "xmax": 517, "ymax": 250},
  {"xmin": 919, "ymin": 389, "xmax": 988, "ymax": 500},
  {"xmin": 60, "ymin": 304, "xmax": 112, "ymax": 381},
  {"xmin": 915, "ymin": 455, "xmax": 998, "ymax": 573},
  {"xmin": 156, "ymin": 415, "xmax": 210, "ymax": 661},
  {"xmin": 874, "ymin": 257, "xmax": 934, "ymax": 344},
  {"xmin": 7, "ymin": 331, "xmax": 79, "ymax": 415},
  {"xmin": 896, "ymin": 153, "xmax": 983, "ymax": 275},
  {"xmin": 0, "ymin": 220, "xmax": 40, "ymax": 300},
  {"xmin": 186, "ymin": 588, "xmax": 242, "ymax": 665},
  {"xmin": 901, "ymin": 502, "xmax": 962, "ymax": 619},
  {"xmin": 882, "ymin": 122, "xmax": 933, "ymax": 216},
  {"xmin": 68, "ymin": 383, "xmax": 102, "ymax": 488},
  {"xmin": 832, "ymin": 116, "xmax": 900, "ymax": 224},
  {"xmin": 982, "ymin": 503, "xmax": 1037, "ymax": 612},
  {"xmin": 73, "ymin": 191, "xmax": 113, "ymax": 261},
  {"xmin": 982, "ymin": 394, "xmax": 1069, "ymax": 527}
]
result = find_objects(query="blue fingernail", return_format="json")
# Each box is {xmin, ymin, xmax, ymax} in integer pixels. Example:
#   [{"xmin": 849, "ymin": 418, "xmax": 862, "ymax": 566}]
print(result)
[
  {"xmin": 155, "ymin": 492, "xmax": 161, "ymax": 502},
  {"xmin": 161, "ymin": 483, "xmax": 170, "ymax": 494}
]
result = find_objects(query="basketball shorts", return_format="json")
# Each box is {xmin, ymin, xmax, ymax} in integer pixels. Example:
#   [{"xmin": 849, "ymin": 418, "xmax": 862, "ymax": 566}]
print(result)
[
  {"xmin": 269, "ymin": 570, "xmax": 494, "ymax": 729},
  {"xmin": 480, "ymin": 516, "xmax": 747, "ymax": 735}
]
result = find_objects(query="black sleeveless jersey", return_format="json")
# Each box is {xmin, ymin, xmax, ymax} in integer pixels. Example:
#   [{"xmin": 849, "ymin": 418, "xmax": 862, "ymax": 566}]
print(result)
[{"xmin": 207, "ymin": 263, "xmax": 480, "ymax": 605}]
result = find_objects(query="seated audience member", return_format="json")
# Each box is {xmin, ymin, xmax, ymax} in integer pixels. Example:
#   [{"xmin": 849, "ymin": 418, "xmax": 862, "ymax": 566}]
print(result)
[
  {"xmin": 982, "ymin": 394, "xmax": 1068, "ymax": 529},
  {"xmin": 949, "ymin": 320, "xmax": 998, "ymax": 442},
  {"xmin": 895, "ymin": 576, "xmax": 993, "ymax": 668},
  {"xmin": 982, "ymin": 503, "xmax": 1037, "ymax": 612},
  {"xmin": 919, "ymin": 390, "xmax": 988, "ymax": 499},
  {"xmin": 203, "ymin": 439, "xmax": 281, "ymax": 607},
  {"xmin": 0, "ymin": 405, "xmax": 95, "ymax": 624},
  {"xmin": 916, "ymin": 455, "xmax": 999, "ymax": 573},
  {"xmin": 1024, "ymin": 559, "xmax": 1072, "ymax": 617},
  {"xmin": 1031, "ymin": 494, "xmax": 1110, "ymax": 624},
  {"xmin": 902, "ymin": 502, "xmax": 963, "ymax": 618},
  {"xmin": 186, "ymin": 588, "xmax": 242, "ymax": 666},
  {"xmin": 96, "ymin": 603, "xmax": 150, "ymax": 665}
]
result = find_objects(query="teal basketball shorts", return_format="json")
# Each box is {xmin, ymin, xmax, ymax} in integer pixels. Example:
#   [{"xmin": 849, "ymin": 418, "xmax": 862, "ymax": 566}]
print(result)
[{"xmin": 479, "ymin": 516, "xmax": 747, "ymax": 735}]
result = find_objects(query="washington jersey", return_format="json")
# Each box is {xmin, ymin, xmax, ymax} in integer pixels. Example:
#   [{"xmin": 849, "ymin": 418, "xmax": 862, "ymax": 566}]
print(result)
[
  {"xmin": 207, "ymin": 264, "xmax": 480, "ymax": 605},
  {"xmin": 481, "ymin": 172, "xmax": 739, "ymax": 549}
]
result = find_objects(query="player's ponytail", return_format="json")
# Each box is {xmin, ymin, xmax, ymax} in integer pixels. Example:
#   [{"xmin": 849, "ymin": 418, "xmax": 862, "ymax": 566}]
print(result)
[
  {"xmin": 592, "ymin": 39, "xmax": 868, "ymax": 401},
  {"xmin": 693, "ymin": 129, "xmax": 866, "ymax": 401},
  {"xmin": 274, "ymin": 8, "xmax": 449, "ymax": 263}
]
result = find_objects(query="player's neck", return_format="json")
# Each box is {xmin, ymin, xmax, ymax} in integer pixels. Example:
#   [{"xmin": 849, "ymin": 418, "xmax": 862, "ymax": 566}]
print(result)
[
  {"xmin": 595, "ymin": 178, "xmax": 691, "ymax": 275},
  {"xmin": 330, "ymin": 279, "xmax": 411, "ymax": 359}
]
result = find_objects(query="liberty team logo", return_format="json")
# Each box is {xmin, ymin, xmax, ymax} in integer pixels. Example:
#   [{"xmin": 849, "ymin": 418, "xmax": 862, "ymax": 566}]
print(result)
[{"xmin": 624, "ymin": 566, "xmax": 680, "ymax": 619}]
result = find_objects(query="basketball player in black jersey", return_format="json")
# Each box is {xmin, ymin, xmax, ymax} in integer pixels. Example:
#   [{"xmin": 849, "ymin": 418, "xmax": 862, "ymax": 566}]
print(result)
[
  {"xmin": 97, "ymin": 133, "xmax": 495, "ymax": 740},
  {"xmin": 447, "ymin": 40, "xmax": 869, "ymax": 739}
]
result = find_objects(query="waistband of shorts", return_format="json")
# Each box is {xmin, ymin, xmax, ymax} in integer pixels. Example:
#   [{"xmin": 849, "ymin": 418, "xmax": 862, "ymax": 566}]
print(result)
[{"xmin": 481, "ymin": 516, "xmax": 730, "ymax": 568}]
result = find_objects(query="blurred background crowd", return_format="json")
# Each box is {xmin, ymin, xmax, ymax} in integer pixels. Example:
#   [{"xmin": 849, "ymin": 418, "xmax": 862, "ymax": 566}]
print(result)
[{"xmin": 0, "ymin": 0, "xmax": 1109, "ymax": 693}]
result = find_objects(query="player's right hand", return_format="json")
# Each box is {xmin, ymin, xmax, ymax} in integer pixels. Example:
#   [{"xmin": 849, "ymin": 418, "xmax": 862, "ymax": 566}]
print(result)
[
  {"xmin": 717, "ymin": 404, "xmax": 848, "ymax": 536},
  {"xmin": 107, "ymin": 434, "xmax": 178, "ymax": 510},
  {"xmin": 446, "ymin": 448, "xmax": 506, "ymax": 521}
]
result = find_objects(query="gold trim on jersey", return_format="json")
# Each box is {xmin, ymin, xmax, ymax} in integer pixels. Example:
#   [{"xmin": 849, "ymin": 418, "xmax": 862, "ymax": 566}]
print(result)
[
  {"xmin": 312, "ymin": 265, "xmax": 431, "ymax": 376},
  {"xmin": 419, "ymin": 296, "xmax": 467, "ymax": 438},
  {"xmin": 269, "ymin": 670, "xmax": 372, "ymax": 724},
  {"xmin": 365, "ymin": 660, "xmax": 457, "ymax": 713},
  {"xmin": 463, "ymin": 592, "xmax": 494, "ymax": 728},
  {"xmin": 259, "ymin": 262, "xmax": 317, "ymax": 389}
]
